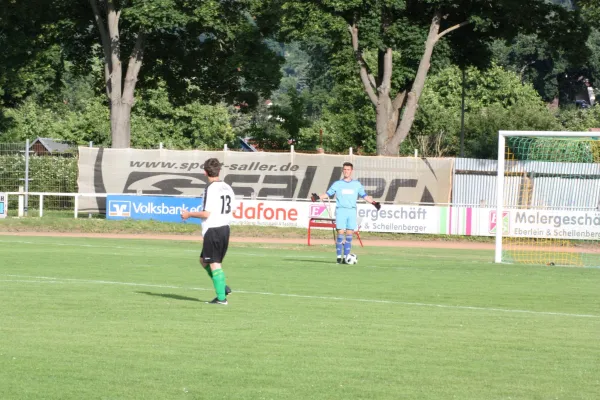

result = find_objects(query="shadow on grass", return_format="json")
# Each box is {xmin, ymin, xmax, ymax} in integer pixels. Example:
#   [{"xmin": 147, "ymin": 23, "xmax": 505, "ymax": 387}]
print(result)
[{"xmin": 136, "ymin": 291, "xmax": 201, "ymax": 302}]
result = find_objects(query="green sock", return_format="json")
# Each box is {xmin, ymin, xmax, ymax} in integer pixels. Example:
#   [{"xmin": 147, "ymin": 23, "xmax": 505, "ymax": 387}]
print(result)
[
  {"xmin": 211, "ymin": 268, "xmax": 226, "ymax": 301},
  {"xmin": 203, "ymin": 265, "xmax": 213, "ymax": 278}
]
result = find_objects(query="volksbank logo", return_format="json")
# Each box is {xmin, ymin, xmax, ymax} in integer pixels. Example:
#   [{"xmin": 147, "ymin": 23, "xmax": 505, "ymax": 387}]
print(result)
[
  {"xmin": 132, "ymin": 202, "xmax": 201, "ymax": 215},
  {"xmin": 109, "ymin": 199, "xmax": 200, "ymax": 217},
  {"xmin": 106, "ymin": 195, "xmax": 203, "ymax": 224},
  {"xmin": 108, "ymin": 201, "xmax": 131, "ymax": 217}
]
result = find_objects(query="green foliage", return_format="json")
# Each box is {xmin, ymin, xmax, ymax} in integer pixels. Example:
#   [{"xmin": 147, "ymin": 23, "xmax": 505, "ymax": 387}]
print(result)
[
  {"xmin": 115, "ymin": 0, "xmax": 285, "ymax": 107},
  {"xmin": 132, "ymin": 84, "xmax": 235, "ymax": 149},
  {"xmin": 2, "ymin": 0, "xmax": 284, "ymax": 148},
  {"xmin": 2, "ymin": 84, "xmax": 235, "ymax": 150},
  {"xmin": 299, "ymin": 84, "xmax": 377, "ymax": 154},
  {"xmin": 556, "ymin": 105, "xmax": 600, "ymax": 131},
  {"xmin": 408, "ymin": 65, "xmax": 560, "ymax": 158},
  {"xmin": 2, "ymin": 97, "xmax": 110, "ymax": 145},
  {"xmin": 462, "ymin": 104, "xmax": 561, "ymax": 159},
  {"xmin": 0, "ymin": 154, "xmax": 78, "ymax": 210},
  {"xmin": 577, "ymin": 0, "xmax": 600, "ymax": 22},
  {"xmin": 240, "ymin": 42, "xmax": 317, "ymax": 151}
]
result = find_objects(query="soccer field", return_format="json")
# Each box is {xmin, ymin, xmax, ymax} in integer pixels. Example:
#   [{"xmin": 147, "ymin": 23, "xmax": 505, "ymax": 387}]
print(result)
[{"xmin": 1, "ymin": 236, "xmax": 599, "ymax": 400}]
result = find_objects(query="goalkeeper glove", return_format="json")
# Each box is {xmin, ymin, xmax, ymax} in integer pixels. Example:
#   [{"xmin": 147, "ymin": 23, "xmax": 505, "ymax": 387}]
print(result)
[
  {"xmin": 372, "ymin": 201, "xmax": 381, "ymax": 210},
  {"xmin": 311, "ymin": 193, "xmax": 320, "ymax": 202}
]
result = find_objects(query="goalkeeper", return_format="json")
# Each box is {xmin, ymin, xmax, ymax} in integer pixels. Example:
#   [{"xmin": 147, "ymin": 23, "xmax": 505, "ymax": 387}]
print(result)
[{"xmin": 311, "ymin": 162, "xmax": 380, "ymax": 264}]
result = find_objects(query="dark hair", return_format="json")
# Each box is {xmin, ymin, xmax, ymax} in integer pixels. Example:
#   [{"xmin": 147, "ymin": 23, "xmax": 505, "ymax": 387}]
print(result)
[
  {"xmin": 204, "ymin": 158, "xmax": 222, "ymax": 177},
  {"xmin": 343, "ymin": 162, "xmax": 353, "ymax": 169}
]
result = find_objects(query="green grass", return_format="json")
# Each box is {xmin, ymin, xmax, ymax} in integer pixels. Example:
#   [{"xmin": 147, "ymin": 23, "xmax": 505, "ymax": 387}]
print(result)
[
  {"xmin": 0, "ymin": 214, "xmax": 495, "ymax": 243},
  {"xmin": 1, "ymin": 236, "xmax": 599, "ymax": 400}
]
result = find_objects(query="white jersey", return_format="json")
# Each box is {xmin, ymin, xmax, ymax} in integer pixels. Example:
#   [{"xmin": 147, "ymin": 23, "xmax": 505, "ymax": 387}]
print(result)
[{"xmin": 201, "ymin": 180, "xmax": 235, "ymax": 236}]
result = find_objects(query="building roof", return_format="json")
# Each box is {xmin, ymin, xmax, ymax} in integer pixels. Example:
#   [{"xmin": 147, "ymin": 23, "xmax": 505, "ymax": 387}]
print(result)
[
  {"xmin": 30, "ymin": 138, "xmax": 72, "ymax": 153},
  {"xmin": 239, "ymin": 137, "xmax": 259, "ymax": 152}
]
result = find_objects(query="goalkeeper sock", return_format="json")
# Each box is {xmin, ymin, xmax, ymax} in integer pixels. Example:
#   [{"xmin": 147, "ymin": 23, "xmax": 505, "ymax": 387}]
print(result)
[
  {"xmin": 203, "ymin": 265, "xmax": 213, "ymax": 278},
  {"xmin": 211, "ymin": 268, "xmax": 227, "ymax": 301},
  {"xmin": 336, "ymin": 234, "xmax": 344, "ymax": 257},
  {"xmin": 344, "ymin": 234, "xmax": 353, "ymax": 256}
]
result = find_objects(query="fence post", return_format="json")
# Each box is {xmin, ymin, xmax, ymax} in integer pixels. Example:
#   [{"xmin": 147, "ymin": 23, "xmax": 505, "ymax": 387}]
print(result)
[
  {"xmin": 24, "ymin": 139, "xmax": 29, "ymax": 216},
  {"xmin": 88, "ymin": 142, "xmax": 93, "ymax": 219},
  {"xmin": 39, "ymin": 194, "xmax": 44, "ymax": 217},
  {"xmin": 224, "ymin": 144, "xmax": 228, "ymax": 151},
  {"xmin": 349, "ymin": 147, "xmax": 353, "ymax": 156},
  {"xmin": 159, "ymin": 142, "xmax": 163, "ymax": 150},
  {"xmin": 18, "ymin": 186, "xmax": 24, "ymax": 217},
  {"xmin": 74, "ymin": 195, "xmax": 79, "ymax": 219}
]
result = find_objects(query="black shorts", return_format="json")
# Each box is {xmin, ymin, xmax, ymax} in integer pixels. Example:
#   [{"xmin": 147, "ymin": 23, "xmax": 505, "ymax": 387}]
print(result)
[{"xmin": 201, "ymin": 225, "xmax": 230, "ymax": 264}]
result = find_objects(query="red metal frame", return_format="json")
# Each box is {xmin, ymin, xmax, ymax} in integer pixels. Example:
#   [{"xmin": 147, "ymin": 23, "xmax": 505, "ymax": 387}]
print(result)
[{"xmin": 307, "ymin": 217, "xmax": 364, "ymax": 247}]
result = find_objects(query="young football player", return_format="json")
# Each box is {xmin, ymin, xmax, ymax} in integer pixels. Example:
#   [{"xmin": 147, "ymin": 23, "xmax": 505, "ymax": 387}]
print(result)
[
  {"xmin": 181, "ymin": 158, "xmax": 235, "ymax": 305},
  {"xmin": 312, "ymin": 162, "xmax": 380, "ymax": 263}
]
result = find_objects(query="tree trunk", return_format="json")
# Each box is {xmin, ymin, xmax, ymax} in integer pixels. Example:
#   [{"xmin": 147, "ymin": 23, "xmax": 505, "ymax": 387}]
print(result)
[
  {"xmin": 111, "ymin": 102, "xmax": 132, "ymax": 148},
  {"xmin": 384, "ymin": 11, "xmax": 443, "ymax": 156},
  {"xmin": 349, "ymin": 12, "xmax": 468, "ymax": 156},
  {"xmin": 89, "ymin": 0, "xmax": 144, "ymax": 149}
]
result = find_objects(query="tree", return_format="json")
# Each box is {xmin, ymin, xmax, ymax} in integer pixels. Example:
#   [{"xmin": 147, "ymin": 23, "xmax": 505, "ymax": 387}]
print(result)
[
  {"xmin": 4, "ymin": 0, "xmax": 283, "ymax": 148},
  {"xmin": 3, "ymin": 82, "xmax": 235, "ymax": 149},
  {"xmin": 274, "ymin": 0, "xmax": 588, "ymax": 155},
  {"xmin": 410, "ymin": 64, "xmax": 560, "ymax": 158},
  {"xmin": 0, "ymin": 1, "xmax": 58, "ymax": 132}
]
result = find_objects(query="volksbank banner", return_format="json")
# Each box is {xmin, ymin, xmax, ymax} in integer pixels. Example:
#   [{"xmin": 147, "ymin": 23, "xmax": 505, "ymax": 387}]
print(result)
[
  {"xmin": 78, "ymin": 147, "xmax": 453, "ymax": 213},
  {"xmin": 106, "ymin": 195, "xmax": 203, "ymax": 224}
]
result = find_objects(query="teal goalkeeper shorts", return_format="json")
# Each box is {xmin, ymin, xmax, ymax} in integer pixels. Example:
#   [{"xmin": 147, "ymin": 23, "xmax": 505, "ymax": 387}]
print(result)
[{"xmin": 335, "ymin": 208, "xmax": 357, "ymax": 230}]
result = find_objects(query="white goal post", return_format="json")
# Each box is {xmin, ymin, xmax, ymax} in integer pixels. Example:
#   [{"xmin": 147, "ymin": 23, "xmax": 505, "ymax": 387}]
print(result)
[{"xmin": 495, "ymin": 130, "xmax": 600, "ymax": 266}]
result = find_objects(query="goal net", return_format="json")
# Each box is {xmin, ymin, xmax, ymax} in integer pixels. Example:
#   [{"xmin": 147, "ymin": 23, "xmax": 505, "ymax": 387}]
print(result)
[{"xmin": 495, "ymin": 131, "xmax": 600, "ymax": 267}]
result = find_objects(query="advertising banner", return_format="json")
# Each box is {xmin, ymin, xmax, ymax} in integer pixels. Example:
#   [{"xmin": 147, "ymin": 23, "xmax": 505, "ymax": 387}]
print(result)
[
  {"xmin": 230, "ymin": 201, "xmax": 446, "ymax": 233},
  {"xmin": 99, "ymin": 193, "xmax": 600, "ymax": 240},
  {"xmin": 473, "ymin": 208, "xmax": 600, "ymax": 239},
  {"xmin": 78, "ymin": 148, "xmax": 453, "ymax": 212},
  {"xmin": 106, "ymin": 195, "xmax": 203, "ymax": 224},
  {"xmin": 356, "ymin": 204, "xmax": 445, "ymax": 234},
  {"xmin": 231, "ymin": 200, "xmax": 310, "ymax": 228},
  {"xmin": 0, "ymin": 193, "xmax": 6, "ymax": 219}
]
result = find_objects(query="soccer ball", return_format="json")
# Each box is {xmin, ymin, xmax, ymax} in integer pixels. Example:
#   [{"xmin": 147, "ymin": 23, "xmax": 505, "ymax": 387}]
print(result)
[{"xmin": 345, "ymin": 253, "xmax": 358, "ymax": 265}]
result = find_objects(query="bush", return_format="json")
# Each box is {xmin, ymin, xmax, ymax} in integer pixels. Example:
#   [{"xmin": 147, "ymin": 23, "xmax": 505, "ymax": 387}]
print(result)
[{"xmin": 0, "ymin": 154, "xmax": 78, "ymax": 209}]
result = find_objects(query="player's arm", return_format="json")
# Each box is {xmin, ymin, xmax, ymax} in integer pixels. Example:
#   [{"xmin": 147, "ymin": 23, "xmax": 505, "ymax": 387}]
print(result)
[
  {"xmin": 359, "ymin": 185, "xmax": 381, "ymax": 210},
  {"xmin": 311, "ymin": 183, "xmax": 337, "ymax": 202},
  {"xmin": 181, "ymin": 210, "xmax": 210, "ymax": 220},
  {"xmin": 311, "ymin": 193, "xmax": 329, "ymax": 202}
]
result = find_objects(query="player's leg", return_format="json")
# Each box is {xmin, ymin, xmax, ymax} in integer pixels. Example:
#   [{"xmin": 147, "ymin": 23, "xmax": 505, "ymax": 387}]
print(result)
[
  {"xmin": 199, "ymin": 255, "xmax": 212, "ymax": 278},
  {"xmin": 208, "ymin": 262, "xmax": 227, "ymax": 303},
  {"xmin": 203, "ymin": 227, "xmax": 228, "ymax": 304},
  {"xmin": 336, "ymin": 230, "xmax": 346, "ymax": 263},
  {"xmin": 219, "ymin": 225, "xmax": 231, "ymax": 296},
  {"xmin": 335, "ymin": 208, "xmax": 346, "ymax": 263},
  {"xmin": 343, "ymin": 229, "xmax": 354, "ymax": 258},
  {"xmin": 199, "ymin": 254, "xmax": 231, "ymax": 296},
  {"xmin": 344, "ymin": 212, "xmax": 357, "ymax": 258}
]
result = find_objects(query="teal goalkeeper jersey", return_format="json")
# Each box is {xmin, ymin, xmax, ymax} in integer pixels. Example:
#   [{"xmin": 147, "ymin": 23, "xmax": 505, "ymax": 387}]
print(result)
[{"xmin": 326, "ymin": 179, "xmax": 367, "ymax": 209}]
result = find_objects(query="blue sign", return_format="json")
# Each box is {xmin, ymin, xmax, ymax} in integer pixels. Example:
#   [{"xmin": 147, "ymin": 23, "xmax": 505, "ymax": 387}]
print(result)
[
  {"xmin": 106, "ymin": 195, "xmax": 203, "ymax": 224},
  {"xmin": 0, "ymin": 192, "xmax": 6, "ymax": 218}
]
